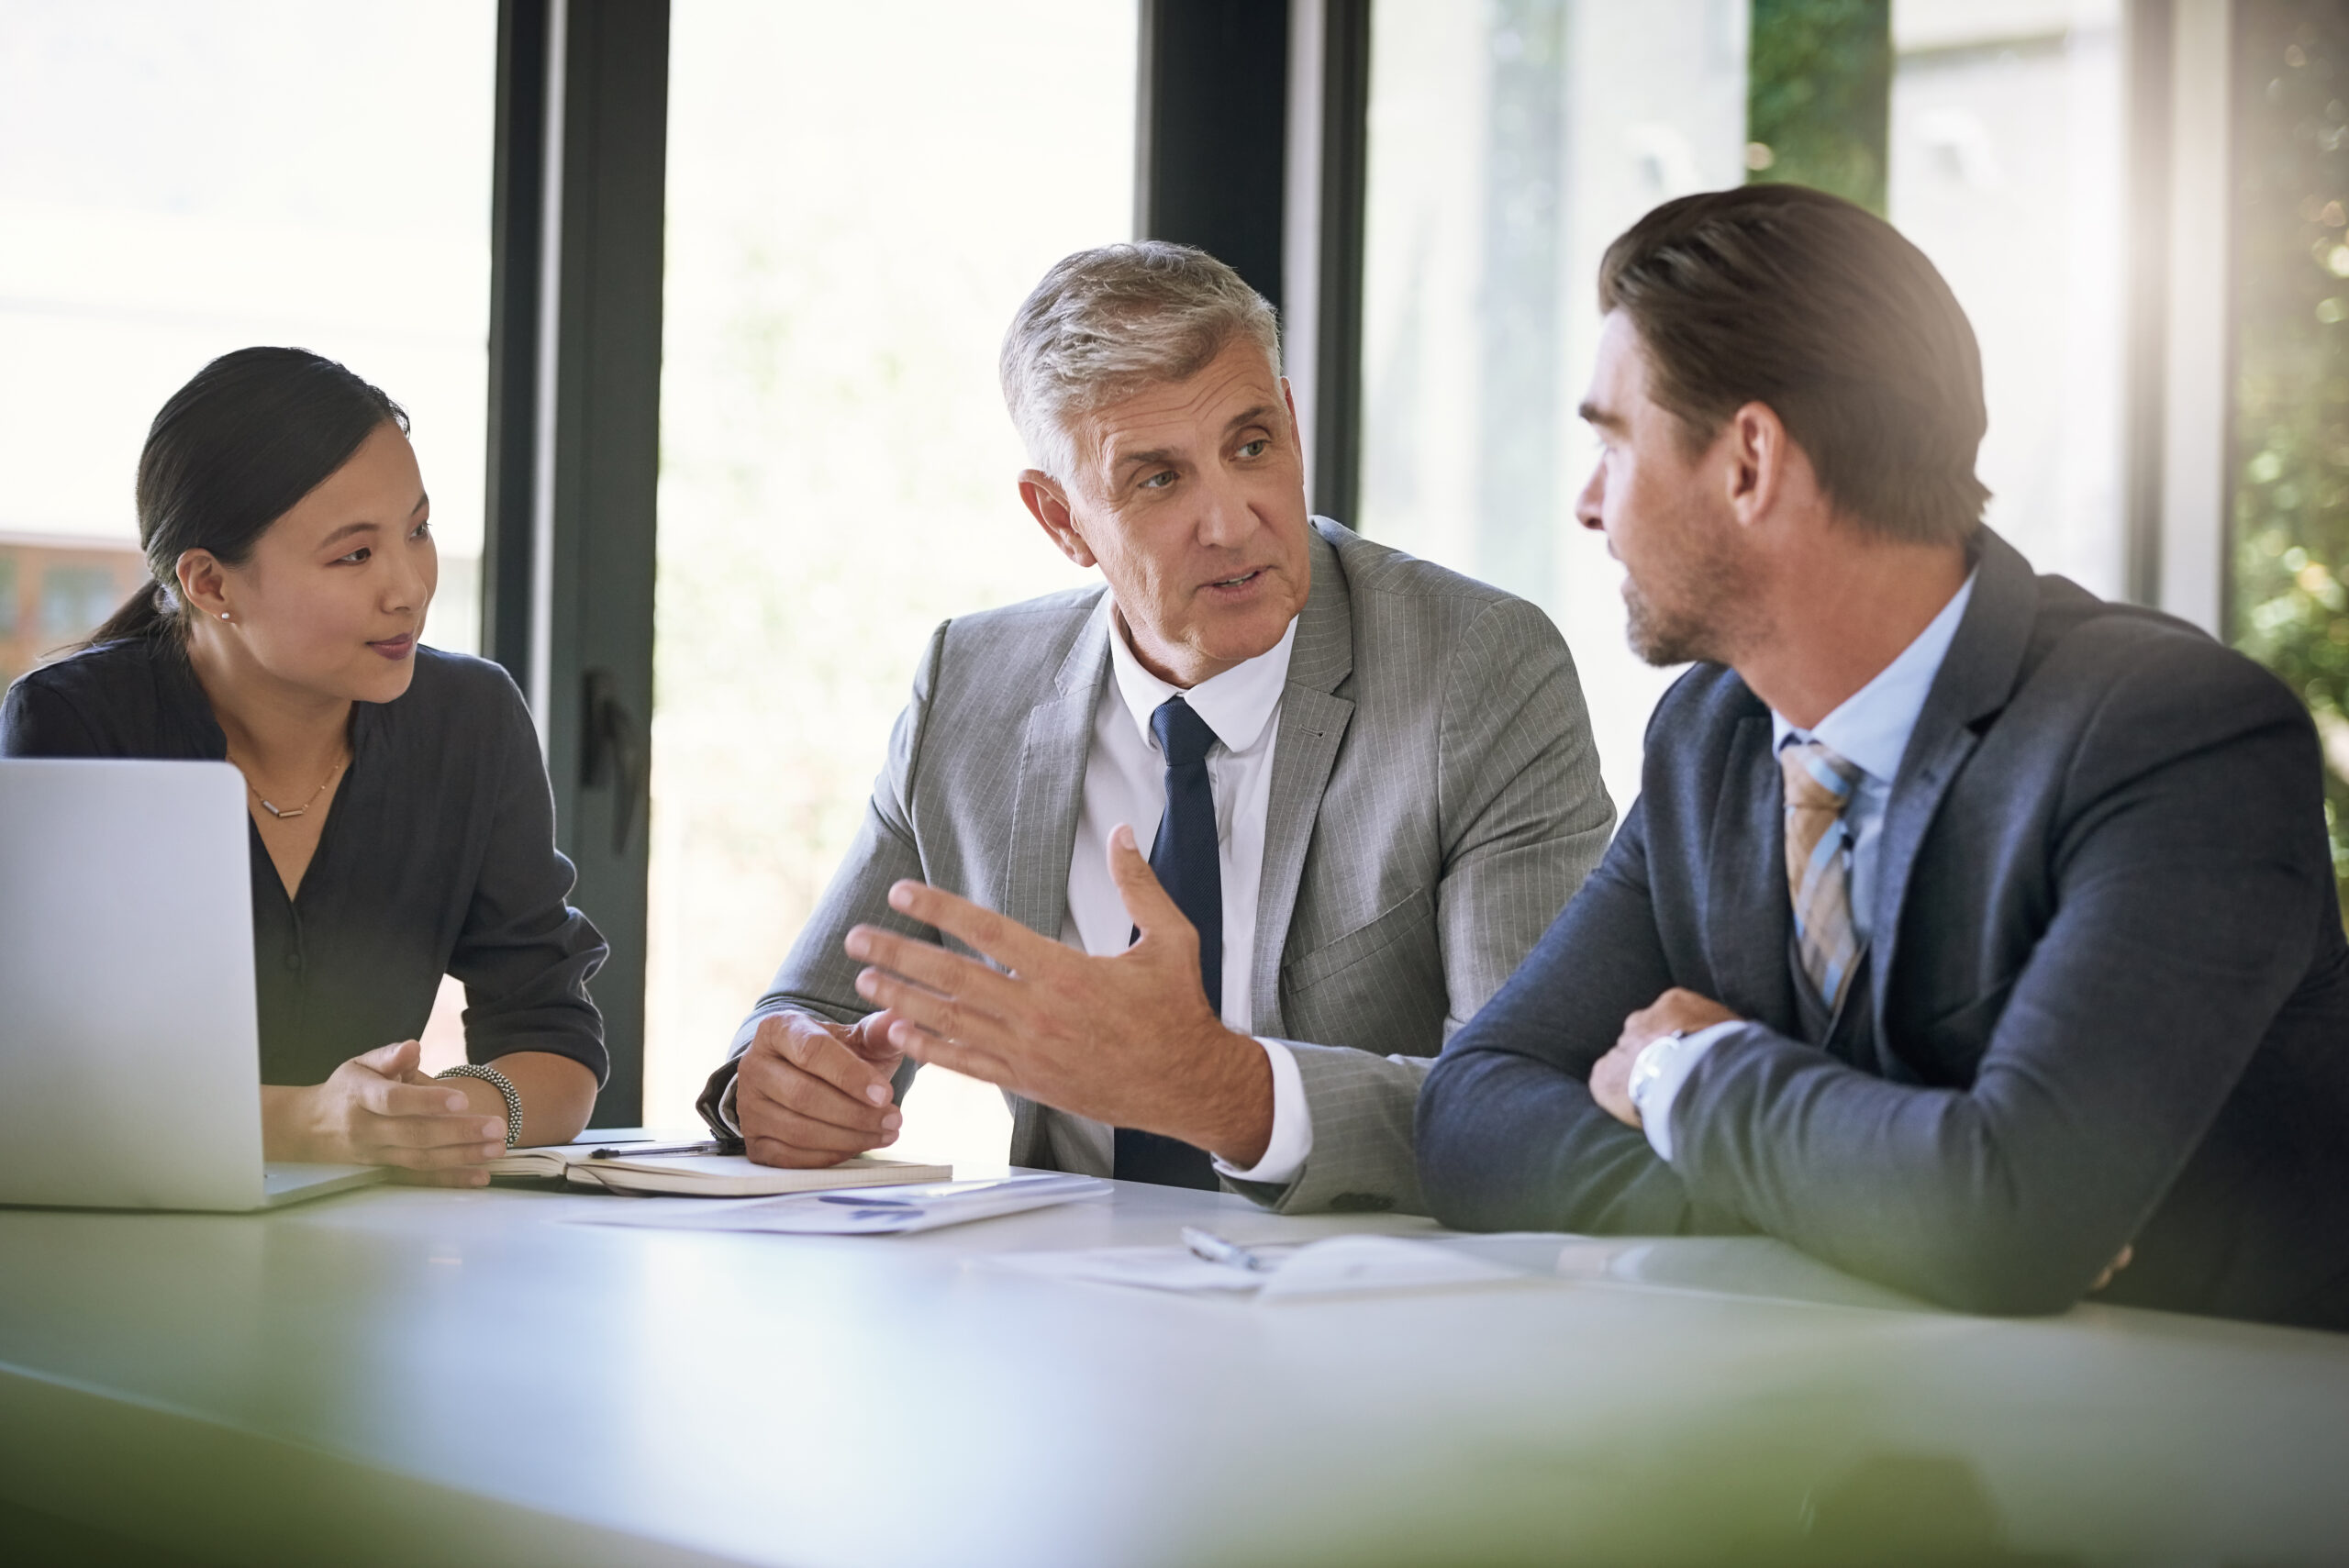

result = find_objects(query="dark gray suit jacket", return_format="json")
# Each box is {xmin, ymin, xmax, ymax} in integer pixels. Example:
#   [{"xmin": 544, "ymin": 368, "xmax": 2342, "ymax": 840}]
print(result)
[
  {"xmin": 704, "ymin": 519, "xmax": 1614, "ymax": 1213},
  {"xmin": 1418, "ymin": 528, "xmax": 2349, "ymax": 1330}
]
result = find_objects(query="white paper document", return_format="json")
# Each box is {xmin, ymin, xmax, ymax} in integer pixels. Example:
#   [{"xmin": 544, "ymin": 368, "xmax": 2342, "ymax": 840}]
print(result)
[
  {"xmin": 571, "ymin": 1173, "xmax": 1110, "ymax": 1236},
  {"xmin": 986, "ymin": 1232, "xmax": 1936, "ymax": 1310},
  {"xmin": 988, "ymin": 1234, "xmax": 1540, "ymax": 1301}
]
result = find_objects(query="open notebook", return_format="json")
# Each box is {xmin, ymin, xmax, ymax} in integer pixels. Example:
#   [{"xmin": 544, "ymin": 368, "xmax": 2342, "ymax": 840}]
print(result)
[{"xmin": 488, "ymin": 1138, "xmax": 950, "ymax": 1197}]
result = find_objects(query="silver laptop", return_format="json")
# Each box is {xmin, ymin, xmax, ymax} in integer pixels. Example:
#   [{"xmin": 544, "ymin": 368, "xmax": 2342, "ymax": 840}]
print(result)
[{"xmin": 0, "ymin": 758, "xmax": 381, "ymax": 1210}]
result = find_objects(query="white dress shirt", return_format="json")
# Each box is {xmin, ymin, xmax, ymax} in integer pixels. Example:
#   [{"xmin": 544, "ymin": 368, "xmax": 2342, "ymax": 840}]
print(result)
[
  {"xmin": 1043, "ymin": 597, "xmax": 1314, "ymax": 1184},
  {"xmin": 1631, "ymin": 571, "xmax": 1978, "ymax": 1161},
  {"xmin": 720, "ymin": 596, "xmax": 1316, "ymax": 1175}
]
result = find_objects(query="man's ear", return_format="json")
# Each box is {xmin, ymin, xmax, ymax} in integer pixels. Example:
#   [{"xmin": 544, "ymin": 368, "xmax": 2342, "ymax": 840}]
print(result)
[
  {"xmin": 1279, "ymin": 375, "xmax": 1303, "ymax": 451},
  {"xmin": 1723, "ymin": 401, "xmax": 1789, "ymax": 530},
  {"xmin": 1018, "ymin": 471, "xmax": 1097, "ymax": 568},
  {"xmin": 176, "ymin": 548, "xmax": 232, "ymax": 621}
]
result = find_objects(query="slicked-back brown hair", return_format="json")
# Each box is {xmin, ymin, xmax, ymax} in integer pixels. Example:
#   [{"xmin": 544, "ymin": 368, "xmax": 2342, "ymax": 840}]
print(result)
[{"xmin": 1598, "ymin": 184, "xmax": 1990, "ymax": 547}]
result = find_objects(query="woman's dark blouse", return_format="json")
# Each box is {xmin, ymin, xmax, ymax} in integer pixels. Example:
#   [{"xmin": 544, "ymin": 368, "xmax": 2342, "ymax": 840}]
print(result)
[{"xmin": 1, "ymin": 638, "xmax": 607, "ymax": 1087}]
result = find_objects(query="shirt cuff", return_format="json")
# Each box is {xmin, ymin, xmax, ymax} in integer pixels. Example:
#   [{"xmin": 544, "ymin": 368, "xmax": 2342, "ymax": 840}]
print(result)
[
  {"xmin": 717, "ymin": 1073, "xmax": 743, "ymax": 1137},
  {"xmin": 1211, "ymin": 1037, "xmax": 1313, "ymax": 1184},
  {"xmin": 1628, "ymin": 1020, "xmax": 1740, "ymax": 1162}
]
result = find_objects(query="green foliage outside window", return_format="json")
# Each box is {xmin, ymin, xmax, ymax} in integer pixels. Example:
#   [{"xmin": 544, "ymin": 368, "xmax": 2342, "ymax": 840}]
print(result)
[
  {"xmin": 2230, "ymin": 1, "xmax": 2349, "ymax": 915},
  {"xmin": 1745, "ymin": 0, "xmax": 1891, "ymax": 214}
]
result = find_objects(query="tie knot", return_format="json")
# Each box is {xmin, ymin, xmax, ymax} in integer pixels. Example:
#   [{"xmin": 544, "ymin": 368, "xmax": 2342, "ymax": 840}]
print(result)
[
  {"xmin": 1151, "ymin": 696, "xmax": 1220, "ymax": 769},
  {"xmin": 1779, "ymin": 740, "xmax": 1864, "ymax": 815}
]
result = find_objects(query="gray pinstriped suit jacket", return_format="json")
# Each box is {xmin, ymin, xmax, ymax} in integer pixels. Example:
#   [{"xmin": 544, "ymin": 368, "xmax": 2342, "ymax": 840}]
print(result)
[{"xmin": 697, "ymin": 517, "xmax": 1615, "ymax": 1213}]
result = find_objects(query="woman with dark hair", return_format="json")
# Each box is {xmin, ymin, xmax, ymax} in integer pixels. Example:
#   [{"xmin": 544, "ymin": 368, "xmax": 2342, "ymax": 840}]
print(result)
[{"xmin": 1, "ymin": 347, "xmax": 606, "ymax": 1182}]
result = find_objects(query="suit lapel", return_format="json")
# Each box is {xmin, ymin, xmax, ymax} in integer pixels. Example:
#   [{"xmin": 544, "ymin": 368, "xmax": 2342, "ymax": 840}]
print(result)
[
  {"xmin": 1709, "ymin": 710, "xmax": 1800, "ymax": 1030},
  {"xmin": 1250, "ymin": 524, "xmax": 1355, "ymax": 1037},
  {"xmin": 999, "ymin": 597, "xmax": 1112, "ymax": 956},
  {"xmin": 1000, "ymin": 599, "xmax": 1111, "ymax": 1170},
  {"xmin": 1867, "ymin": 528, "xmax": 2039, "ymax": 1048}
]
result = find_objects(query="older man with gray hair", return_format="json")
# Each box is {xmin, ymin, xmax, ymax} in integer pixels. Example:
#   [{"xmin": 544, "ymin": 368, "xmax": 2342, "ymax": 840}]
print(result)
[{"xmin": 696, "ymin": 241, "xmax": 1613, "ymax": 1214}]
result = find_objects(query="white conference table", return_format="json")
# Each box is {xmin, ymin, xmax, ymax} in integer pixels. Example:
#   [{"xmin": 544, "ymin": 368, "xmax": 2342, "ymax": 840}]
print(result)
[{"xmin": 2, "ymin": 1168, "xmax": 2344, "ymax": 1567}]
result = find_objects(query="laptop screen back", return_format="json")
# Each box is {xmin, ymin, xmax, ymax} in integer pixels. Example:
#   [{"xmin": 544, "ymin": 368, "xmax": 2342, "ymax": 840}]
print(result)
[{"xmin": 0, "ymin": 759, "xmax": 266, "ymax": 1209}]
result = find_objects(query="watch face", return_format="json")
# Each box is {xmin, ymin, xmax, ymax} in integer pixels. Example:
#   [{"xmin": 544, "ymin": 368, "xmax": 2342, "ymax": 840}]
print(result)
[{"xmin": 1629, "ymin": 1032, "xmax": 1682, "ymax": 1102}]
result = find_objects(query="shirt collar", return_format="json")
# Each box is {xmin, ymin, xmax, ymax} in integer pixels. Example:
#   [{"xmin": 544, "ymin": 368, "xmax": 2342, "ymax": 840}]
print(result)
[
  {"xmin": 1104, "ymin": 600, "xmax": 1298, "ymax": 757},
  {"xmin": 1771, "ymin": 569, "xmax": 1978, "ymax": 784}
]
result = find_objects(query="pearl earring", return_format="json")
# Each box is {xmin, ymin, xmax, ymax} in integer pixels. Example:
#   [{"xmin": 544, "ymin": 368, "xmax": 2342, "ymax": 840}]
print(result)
[{"xmin": 219, "ymin": 613, "xmax": 231, "ymax": 622}]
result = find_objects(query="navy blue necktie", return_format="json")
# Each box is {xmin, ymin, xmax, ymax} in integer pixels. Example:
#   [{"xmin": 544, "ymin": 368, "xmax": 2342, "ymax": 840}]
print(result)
[{"xmin": 1113, "ymin": 696, "xmax": 1224, "ymax": 1190}]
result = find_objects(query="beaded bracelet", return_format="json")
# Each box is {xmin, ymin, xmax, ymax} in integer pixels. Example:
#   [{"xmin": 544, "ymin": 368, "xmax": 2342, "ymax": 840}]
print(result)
[{"xmin": 436, "ymin": 1062, "xmax": 523, "ymax": 1148}]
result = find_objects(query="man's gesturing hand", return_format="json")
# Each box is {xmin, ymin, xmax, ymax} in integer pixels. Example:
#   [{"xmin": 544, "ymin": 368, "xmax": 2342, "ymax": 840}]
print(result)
[
  {"xmin": 734, "ymin": 1011, "xmax": 905, "ymax": 1169},
  {"xmin": 843, "ymin": 825, "xmax": 1275, "ymax": 1165}
]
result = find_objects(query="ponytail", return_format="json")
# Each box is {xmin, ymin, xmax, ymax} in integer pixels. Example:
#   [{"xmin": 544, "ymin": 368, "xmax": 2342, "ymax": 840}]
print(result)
[{"xmin": 78, "ymin": 581, "xmax": 177, "ymax": 650}]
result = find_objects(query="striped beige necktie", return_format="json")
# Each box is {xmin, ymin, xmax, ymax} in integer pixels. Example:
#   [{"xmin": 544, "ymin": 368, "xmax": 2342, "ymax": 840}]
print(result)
[{"xmin": 1779, "ymin": 740, "xmax": 1865, "ymax": 1011}]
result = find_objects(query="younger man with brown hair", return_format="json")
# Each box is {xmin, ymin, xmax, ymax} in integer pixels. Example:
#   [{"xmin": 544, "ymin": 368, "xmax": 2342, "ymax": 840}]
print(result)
[{"xmin": 1418, "ymin": 183, "xmax": 2349, "ymax": 1330}]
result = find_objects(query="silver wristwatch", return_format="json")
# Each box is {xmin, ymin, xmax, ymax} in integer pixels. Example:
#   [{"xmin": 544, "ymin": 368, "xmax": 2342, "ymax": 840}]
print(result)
[
  {"xmin": 436, "ymin": 1062, "xmax": 523, "ymax": 1148},
  {"xmin": 1627, "ymin": 1029, "xmax": 1686, "ymax": 1118}
]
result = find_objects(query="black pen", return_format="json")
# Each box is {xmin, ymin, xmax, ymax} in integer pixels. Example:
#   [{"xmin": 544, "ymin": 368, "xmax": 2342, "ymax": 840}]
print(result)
[{"xmin": 587, "ymin": 1140, "xmax": 727, "ymax": 1160}]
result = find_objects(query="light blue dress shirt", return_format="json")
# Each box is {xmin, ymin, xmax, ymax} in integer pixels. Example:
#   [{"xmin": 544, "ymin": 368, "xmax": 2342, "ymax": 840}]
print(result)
[{"xmin": 1631, "ymin": 571, "xmax": 1978, "ymax": 1161}]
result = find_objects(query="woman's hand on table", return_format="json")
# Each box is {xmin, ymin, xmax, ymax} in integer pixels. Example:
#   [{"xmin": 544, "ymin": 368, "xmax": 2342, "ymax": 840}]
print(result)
[{"xmin": 260, "ymin": 1039, "xmax": 508, "ymax": 1186}]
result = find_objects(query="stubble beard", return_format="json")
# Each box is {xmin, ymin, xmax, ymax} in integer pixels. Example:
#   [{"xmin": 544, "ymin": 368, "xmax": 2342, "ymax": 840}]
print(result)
[
  {"xmin": 1620, "ymin": 527, "xmax": 1753, "ymax": 669},
  {"xmin": 1624, "ymin": 580, "xmax": 1706, "ymax": 667}
]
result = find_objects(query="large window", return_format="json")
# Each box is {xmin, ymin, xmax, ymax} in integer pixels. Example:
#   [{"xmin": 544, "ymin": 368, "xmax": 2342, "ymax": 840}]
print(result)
[
  {"xmin": 1359, "ymin": 0, "xmax": 1749, "ymax": 814},
  {"xmin": 2230, "ymin": 0, "xmax": 2349, "ymax": 915},
  {"xmin": 0, "ymin": 0, "xmax": 495, "ymax": 682},
  {"xmin": 1890, "ymin": 0, "xmax": 2126, "ymax": 598},
  {"xmin": 648, "ymin": 1, "xmax": 1139, "ymax": 1154}
]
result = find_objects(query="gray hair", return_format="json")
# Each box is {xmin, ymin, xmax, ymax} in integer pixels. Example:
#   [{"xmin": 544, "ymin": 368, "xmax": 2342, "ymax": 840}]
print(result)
[{"xmin": 999, "ymin": 241, "xmax": 1283, "ymax": 484}]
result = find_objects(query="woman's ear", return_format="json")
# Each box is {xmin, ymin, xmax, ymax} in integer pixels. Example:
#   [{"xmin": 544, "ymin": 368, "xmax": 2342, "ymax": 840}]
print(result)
[{"xmin": 176, "ymin": 549, "xmax": 233, "ymax": 622}]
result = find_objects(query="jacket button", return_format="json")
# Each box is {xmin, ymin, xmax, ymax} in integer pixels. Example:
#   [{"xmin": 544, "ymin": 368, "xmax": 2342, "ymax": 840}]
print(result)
[{"xmin": 284, "ymin": 951, "xmax": 303, "ymax": 972}]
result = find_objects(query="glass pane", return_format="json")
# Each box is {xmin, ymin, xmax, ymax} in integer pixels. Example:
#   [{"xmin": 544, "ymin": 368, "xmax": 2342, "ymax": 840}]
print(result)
[
  {"xmin": 0, "ymin": 0, "xmax": 494, "ymax": 692},
  {"xmin": 1363, "ymin": 2, "xmax": 2129, "ymax": 808},
  {"xmin": 650, "ymin": 1, "xmax": 1138, "ymax": 1152},
  {"xmin": 2228, "ymin": 0, "xmax": 2349, "ymax": 916},
  {"xmin": 1360, "ymin": 0, "xmax": 1751, "ymax": 813},
  {"xmin": 1748, "ymin": 0, "xmax": 1892, "ymax": 209},
  {"xmin": 1890, "ymin": 0, "xmax": 2127, "ymax": 596}
]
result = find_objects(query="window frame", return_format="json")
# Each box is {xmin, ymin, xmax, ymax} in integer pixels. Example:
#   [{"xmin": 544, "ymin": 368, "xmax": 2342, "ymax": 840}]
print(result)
[{"xmin": 484, "ymin": 0, "xmax": 670, "ymax": 1126}]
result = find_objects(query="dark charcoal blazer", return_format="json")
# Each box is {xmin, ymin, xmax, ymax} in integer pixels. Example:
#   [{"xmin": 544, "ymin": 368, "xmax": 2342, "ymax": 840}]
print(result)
[{"xmin": 1418, "ymin": 527, "xmax": 2349, "ymax": 1330}]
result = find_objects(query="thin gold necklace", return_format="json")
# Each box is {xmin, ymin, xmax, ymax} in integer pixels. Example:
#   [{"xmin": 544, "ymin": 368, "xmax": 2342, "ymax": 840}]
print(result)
[{"xmin": 245, "ymin": 754, "xmax": 349, "ymax": 821}]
